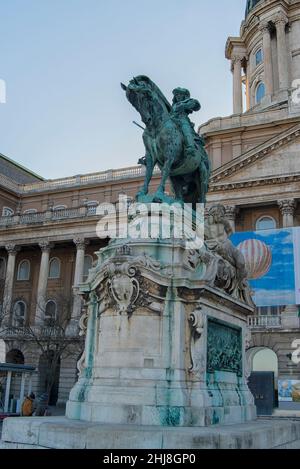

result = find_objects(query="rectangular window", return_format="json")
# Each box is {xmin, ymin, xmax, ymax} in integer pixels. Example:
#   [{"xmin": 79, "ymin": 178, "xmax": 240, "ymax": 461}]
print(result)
[{"xmin": 255, "ymin": 49, "xmax": 263, "ymax": 66}]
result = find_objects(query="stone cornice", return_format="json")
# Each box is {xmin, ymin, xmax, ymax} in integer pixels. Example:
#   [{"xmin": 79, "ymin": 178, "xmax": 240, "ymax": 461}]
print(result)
[
  {"xmin": 199, "ymin": 102, "xmax": 294, "ymax": 137},
  {"xmin": 210, "ymin": 123, "xmax": 300, "ymax": 184},
  {"xmin": 209, "ymin": 172, "xmax": 300, "ymax": 192},
  {"xmin": 225, "ymin": 37, "xmax": 246, "ymax": 61}
]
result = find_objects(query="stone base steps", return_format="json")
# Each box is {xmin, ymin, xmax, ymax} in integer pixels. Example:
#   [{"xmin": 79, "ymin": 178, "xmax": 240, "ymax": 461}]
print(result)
[{"xmin": 1, "ymin": 417, "xmax": 300, "ymax": 449}]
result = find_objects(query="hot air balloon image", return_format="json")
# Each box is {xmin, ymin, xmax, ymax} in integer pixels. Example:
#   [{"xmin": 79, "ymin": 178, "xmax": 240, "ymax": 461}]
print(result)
[{"xmin": 237, "ymin": 239, "xmax": 272, "ymax": 280}]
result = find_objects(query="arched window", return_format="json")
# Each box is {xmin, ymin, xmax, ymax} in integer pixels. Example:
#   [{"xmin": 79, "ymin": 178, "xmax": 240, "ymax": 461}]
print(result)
[
  {"xmin": 53, "ymin": 205, "xmax": 67, "ymax": 211},
  {"xmin": 2, "ymin": 207, "xmax": 14, "ymax": 217},
  {"xmin": 49, "ymin": 258, "xmax": 60, "ymax": 279},
  {"xmin": 256, "ymin": 82, "xmax": 265, "ymax": 104},
  {"xmin": 255, "ymin": 48, "xmax": 263, "ymax": 66},
  {"xmin": 83, "ymin": 255, "xmax": 93, "ymax": 281},
  {"xmin": 0, "ymin": 257, "xmax": 6, "ymax": 279},
  {"xmin": 6, "ymin": 348, "xmax": 24, "ymax": 365},
  {"xmin": 256, "ymin": 216, "xmax": 276, "ymax": 231},
  {"xmin": 13, "ymin": 301, "xmax": 27, "ymax": 327},
  {"xmin": 17, "ymin": 260, "xmax": 30, "ymax": 281},
  {"xmin": 45, "ymin": 300, "xmax": 57, "ymax": 326}
]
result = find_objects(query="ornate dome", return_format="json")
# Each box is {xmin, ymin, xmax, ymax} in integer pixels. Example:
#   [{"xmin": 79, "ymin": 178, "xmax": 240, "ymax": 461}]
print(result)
[{"xmin": 245, "ymin": 0, "xmax": 263, "ymax": 18}]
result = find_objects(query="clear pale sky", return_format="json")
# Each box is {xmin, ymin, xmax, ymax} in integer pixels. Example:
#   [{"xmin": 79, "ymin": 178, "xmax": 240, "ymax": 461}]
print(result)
[{"xmin": 0, "ymin": 0, "xmax": 246, "ymax": 179}]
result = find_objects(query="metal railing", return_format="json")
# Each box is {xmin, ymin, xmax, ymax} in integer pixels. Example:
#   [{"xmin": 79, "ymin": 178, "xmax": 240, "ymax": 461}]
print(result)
[{"xmin": 247, "ymin": 315, "xmax": 282, "ymax": 329}]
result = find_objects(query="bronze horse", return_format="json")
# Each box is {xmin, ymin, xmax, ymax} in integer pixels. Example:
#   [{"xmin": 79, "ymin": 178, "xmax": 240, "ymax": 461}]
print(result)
[{"xmin": 121, "ymin": 76, "xmax": 210, "ymax": 205}]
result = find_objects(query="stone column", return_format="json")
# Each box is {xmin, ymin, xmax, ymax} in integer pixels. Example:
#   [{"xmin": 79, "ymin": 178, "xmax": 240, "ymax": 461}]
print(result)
[
  {"xmin": 232, "ymin": 56, "xmax": 243, "ymax": 114},
  {"xmin": 35, "ymin": 241, "xmax": 52, "ymax": 324},
  {"xmin": 278, "ymin": 199, "xmax": 296, "ymax": 228},
  {"xmin": 278, "ymin": 199, "xmax": 298, "ymax": 327},
  {"xmin": 275, "ymin": 14, "xmax": 289, "ymax": 91},
  {"xmin": 72, "ymin": 238, "xmax": 89, "ymax": 321},
  {"xmin": 245, "ymin": 62, "xmax": 251, "ymax": 111},
  {"xmin": 4, "ymin": 370, "xmax": 12, "ymax": 412},
  {"xmin": 3, "ymin": 244, "xmax": 20, "ymax": 323},
  {"xmin": 225, "ymin": 206, "xmax": 238, "ymax": 232},
  {"xmin": 260, "ymin": 22, "xmax": 274, "ymax": 96}
]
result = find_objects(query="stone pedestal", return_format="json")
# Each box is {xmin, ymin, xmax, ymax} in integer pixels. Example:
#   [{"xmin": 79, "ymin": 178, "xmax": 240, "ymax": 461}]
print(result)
[{"xmin": 66, "ymin": 236, "xmax": 256, "ymax": 427}]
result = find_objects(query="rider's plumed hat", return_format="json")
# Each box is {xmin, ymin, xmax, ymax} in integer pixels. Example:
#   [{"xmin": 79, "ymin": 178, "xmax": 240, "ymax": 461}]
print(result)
[{"xmin": 172, "ymin": 87, "xmax": 190, "ymax": 98}]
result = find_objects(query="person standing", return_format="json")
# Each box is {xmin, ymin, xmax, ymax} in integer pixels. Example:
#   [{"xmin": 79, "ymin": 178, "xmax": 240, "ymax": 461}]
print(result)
[{"xmin": 21, "ymin": 392, "xmax": 36, "ymax": 416}]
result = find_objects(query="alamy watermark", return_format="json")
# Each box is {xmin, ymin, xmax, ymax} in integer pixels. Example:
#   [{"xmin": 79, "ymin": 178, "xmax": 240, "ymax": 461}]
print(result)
[
  {"xmin": 291, "ymin": 339, "xmax": 300, "ymax": 365},
  {"xmin": 0, "ymin": 79, "xmax": 6, "ymax": 104},
  {"xmin": 95, "ymin": 195, "xmax": 205, "ymax": 250}
]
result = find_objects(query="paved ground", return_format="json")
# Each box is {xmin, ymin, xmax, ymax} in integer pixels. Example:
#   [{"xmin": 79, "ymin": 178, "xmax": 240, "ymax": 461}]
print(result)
[{"xmin": 259, "ymin": 410, "xmax": 300, "ymax": 420}]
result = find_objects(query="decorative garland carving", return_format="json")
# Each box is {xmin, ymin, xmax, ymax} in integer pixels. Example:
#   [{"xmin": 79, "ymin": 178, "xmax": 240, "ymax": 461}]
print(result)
[{"xmin": 189, "ymin": 307, "xmax": 205, "ymax": 378}]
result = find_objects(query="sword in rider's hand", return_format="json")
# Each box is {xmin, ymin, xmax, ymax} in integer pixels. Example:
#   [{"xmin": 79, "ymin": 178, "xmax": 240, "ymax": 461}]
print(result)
[{"xmin": 133, "ymin": 121, "xmax": 145, "ymax": 131}]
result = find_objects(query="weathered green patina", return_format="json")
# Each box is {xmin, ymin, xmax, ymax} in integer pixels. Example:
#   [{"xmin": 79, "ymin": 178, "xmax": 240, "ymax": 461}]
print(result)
[
  {"xmin": 121, "ymin": 76, "xmax": 211, "ymax": 205},
  {"xmin": 207, "ymin": 318, "xmax": 243, "ymax": 377}
]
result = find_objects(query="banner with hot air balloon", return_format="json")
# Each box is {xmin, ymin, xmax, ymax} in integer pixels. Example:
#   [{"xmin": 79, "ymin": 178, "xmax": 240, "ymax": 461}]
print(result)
[
  {"xmin": 231, "ymin": 228, "xmax": 300, "ymax": 307},
  {"xmin": 293, "ymin": 227, "xmax": 300, "ymax": 305}
]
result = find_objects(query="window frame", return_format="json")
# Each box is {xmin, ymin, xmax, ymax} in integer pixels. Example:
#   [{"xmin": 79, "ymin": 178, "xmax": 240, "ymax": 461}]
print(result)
[
  {"xmin": 85, "ymin": 201, "xmax": 99, "ymax": 216},
  {"xmin": 48, "ymin": 257, "xmax": 61, "ymax": 279},
  {"xmin": 45, "ymin": 300, "xmax": 57, "ymax": 326},
  {"xmin": 255, "ymin": 48, "xmax": 263, "ymax": 67},
  {"xmin": 83, "ymin": 254, "xmax": 93, "ymax": 281},
  {"xmin": 255, "ymin": 82, "xmax": 266, "ymax": 104},
  {"xmin": 13, "ymin": 300, "xmax": 27, "ymax": 327},
  {"xmin": 255, "ymin": 215, "xmax": 277, "ymax": 231},
  {"xmin": 17, "ymin": 259, "xmax": 30, "ymax": 281}
]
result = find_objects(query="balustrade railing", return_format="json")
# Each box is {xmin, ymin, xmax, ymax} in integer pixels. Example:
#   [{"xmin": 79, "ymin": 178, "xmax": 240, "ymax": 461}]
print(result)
[
  {"xmin": 0, "ymin": 325, "xmax": 75, "ymax": 338},
  {"xmin": 247, "ymin": 315, "xmax": 282, "ymax": 329},
  {"xmin": 0, "ymin": 165, "xmax": 161, "ymax": 195},
  {"xmin": 0, "ymin": 205, "xmax": 98, "ymax": 228}
]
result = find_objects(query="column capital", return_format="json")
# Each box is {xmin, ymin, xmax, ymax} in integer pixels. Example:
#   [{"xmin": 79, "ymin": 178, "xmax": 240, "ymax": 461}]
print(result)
[
  {"xmin": 231, "ymin": 55, "xmax": 243, "ymax": 65},
  {"xmin": 73, "ymin": 237, "xmax": 90, "ymax": 250},
  {"xmin": 278, "ymin": 199, "xmax": 296, "ymax": 215},
  {"xmin": 39, "ymin": 241, "xmax": 53, "ymax": 253},
  {"xmin": 5, "ymin": 244, "xmax": 20, "ymax": 255},
  {"xmin": 274, "ymin": 13, "xmax": 288, "ymax": 27},
  {"xmin": 259, "ymin": 22, "xmax": 270, "ymax": 34},
  {"xmin": 231, "ymin": 55, "xmax": 243, "ymax": 73}
]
